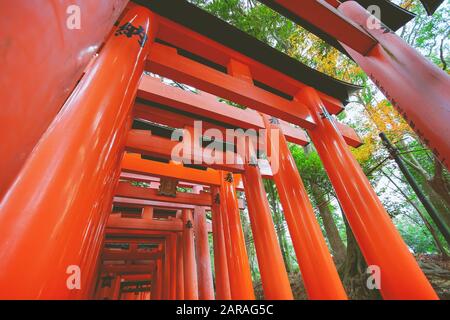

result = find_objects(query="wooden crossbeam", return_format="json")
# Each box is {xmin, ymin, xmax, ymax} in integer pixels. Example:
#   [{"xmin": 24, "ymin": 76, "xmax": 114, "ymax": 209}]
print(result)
[
  {"xmin": 134, "ymin": 102, "xmax": 231, "ymax": 140},
  {"xmin": 122, "ymin": 152, "xmax": 274, "ymax": 183},
  {"xmin": 108, "ymin": 215, "xmax": 184, "ymax": 232},
  {"xmin": 136, "ymin": 75, "xmax": 361, "ymax": 147},
  {"xmin": 122, "ymin": 153, "xmax": 222, "ymax": 186},
  {"xmin": 105, "ymin": 228, "xmax": 172, "ymax": 239},
  {"xmin": 115, "ymin": 181, "xmax": 212, "ymax": 206},
  {"xmin": 114, "ymin": 196, "xmax": 196, "ymax": 210},
  {"xmin": 146, "ymin": 43, "xmax": 316, "ymax": 129},
  {"xmin": 101, "ymin": 264, "xmax": 155, "ymax": 275},
  {"xmin": 126, "ymin": 129, "xmax": 245, "ymax": 172},
  {"xmin": 119, "ymin": 173, "xmax": 207, "ymax": 189},
  {"xmin": 137, "ymin": 75, "xmax": 309, "ymax": 146},
  {"xmin": 103, "ymin": 238, "xmax": 163, "ymax": 245},
  {"xmin": 335, "ymin": 122, "xmax": 363, "ymax": 148},
  {"xmin": 103, "ymin": 249, "xmax": 163, "ymax": 261},
  {"xmin": 137, "ymin": 0, "xmax": 357, "ymax": 112},
  {"xmin": 120, "ymin": 274, "xmax": 152, "ymax": 282},
  {"xmin": 113, "ymin": 195, "xmax": 245, "ymax": 211},
  {"xmin": 107, "ymin": 215, "xmax": 213, "ymax": 233}
]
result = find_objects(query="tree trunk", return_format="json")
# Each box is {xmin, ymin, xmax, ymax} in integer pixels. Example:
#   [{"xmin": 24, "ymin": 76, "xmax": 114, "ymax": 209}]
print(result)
[
  {"xmin": 381, "ymin": 169, "xmax": 449, "ymax": 256},
  {"xmin": 339, "ymin": 215, "xmax": 382, "ymax": 300},
  {"xmin": 240, "ymin": 209, "xmax": 259, "ymax": 281},
  {"xmin": 399, "ymin": 141, "xmax": 450, "ymax": 228},
  {"xmin": 311, "ymin": 182, "xmax": 347, "ymax": 265},
  {"xmin": 407, "ymin": 201, "xmax": 449, "ymax": 259},
  {"xmin": 416, "ymin": 175, "xmax": 450, "ymax": 236},
  {"xmin": 265, "ymin": 180, "xmax": 292, "ymax": 273},
  {"xmin": 429, "ymin": 159, "xmax": 450, "ymax": 226}
]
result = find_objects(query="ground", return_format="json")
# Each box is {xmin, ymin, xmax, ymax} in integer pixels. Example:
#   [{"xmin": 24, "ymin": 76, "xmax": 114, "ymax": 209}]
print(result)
[{"xmin": 253, "ymin": 255, "xmax": 450, "ymax": 300}]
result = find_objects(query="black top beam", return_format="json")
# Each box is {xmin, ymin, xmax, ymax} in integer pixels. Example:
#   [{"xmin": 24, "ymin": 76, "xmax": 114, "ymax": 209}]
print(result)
[
  {"xmin": 419, "ymin": 0, "xmax": 445, "ymax": 15},
  {"xmin": 134, "ymin": 0, "xmax": 361, "ymax": 103},
  {"xmin": 342, "ymin": 1, "xmax": 415, "ymax": 31},
  {"xmin": 258, "ymin": 0, "xmax": 348, "ymax": 56},
  {"xmin": 259, "ymin": 0, "xmax": 415, "ymax": 56}
]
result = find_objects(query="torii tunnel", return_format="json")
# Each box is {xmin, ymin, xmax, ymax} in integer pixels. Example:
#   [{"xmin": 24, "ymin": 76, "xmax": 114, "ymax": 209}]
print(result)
[{"xmin": 0, "ymin": 0, "xmax": 448, "ymax": 300}]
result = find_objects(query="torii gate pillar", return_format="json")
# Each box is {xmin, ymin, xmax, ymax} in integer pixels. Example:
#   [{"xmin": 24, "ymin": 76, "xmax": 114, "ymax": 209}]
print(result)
[
  {"xmin": 0, "ymin": 5, "xmax": 155, "ymax": 299},
  {"xmin": 339, "ymin": 1, "xmax": 450, "ymax": 170},
  {"xmin": 263, "ymin": 115, "xmax": 347, "ymax": 300},
  {"xmin": 298, "ymin": 86, "xmax": 438, "ymax": 300}
]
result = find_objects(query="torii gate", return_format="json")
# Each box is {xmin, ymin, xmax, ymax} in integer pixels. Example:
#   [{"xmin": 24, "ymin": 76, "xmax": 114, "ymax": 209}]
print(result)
[{"xmin": 0, "ymin": 0, "xmax": 447, "ymax": 300}]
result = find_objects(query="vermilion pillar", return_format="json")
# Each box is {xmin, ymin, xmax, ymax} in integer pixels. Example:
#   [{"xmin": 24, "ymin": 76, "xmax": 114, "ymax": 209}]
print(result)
[
  {"xmin": 162, "ymin": 241, "xmax": 171, "ymax": 300},
  {"xmin": 0, "ymin": 5, "xmax": 156, "ymax": 299},
  {"xmin": 182, "ymin": 209, "xmax": 199, "ymax": 299},
  {"xmin": 228, "ymin": 58, "xmax": 291, "ymax": 299},
  {"xmin": 263, "ymin": 116, "xmax": 347, "ymax": 300},
  {"xmin": 157, "ymin": 262, "xmax": 163, "ymax": 299},
  {"xmin": 0, "ymin": 0, "xmax": 128, "ymax": 200},
  {"xmin": 94, "ymin": 274, "xmax": 113, "ymax": 300},
  {"xmin": 169, "ymin": 233, "xmax": 178, "ymax": 300},
  {"xmin": 242, "ymin": 164, "xmax": 293, "ymax": 300},
  {"xmin": 193, "ymin": 186, "xmax": 215, "ymax": 300},
  {"xmin": 339, "ymin": 1, "xmax": 450, "ymax": 170},
  {"xmin": 111, "ymin": 276, "xmax": 122, "ymax": 301},
  {"xmin": 218, "ymin": 186, "xmax": 234, "ymax": 292},
  {"xmin": 194, "ymin": 207, "xmax": 215, "ymax": 300},
  {"xmin": 176, "ymin": 232, "xmax": 185, "ymax": 300},
  {"xmin": 86, "ymin": 230, "xmax": 109, "ymax": 299},
  {"xmin": 298, "ymin": 87, "xmax": 437, "ymax": 300},
  {"xmin": 120, "ymin": 292, "xmax": 128, "ymax": 300},
  {"xmin": 125, "ymin": 292, "xmax": 137, "ymax": 300},
  {"xmin": 219, "ymin": 172, "xmax": 255, "ymax": 300},
  {"xmin": 210, "ymin": 187, "xmax": 232, "ymax": 300},
  {"xmin": 142, "ymin": 206, "xmax": 154, "ymax": 219},
  {"xmin": 153, "ymin": 257, "xmax": 163, "ymax": 300}
]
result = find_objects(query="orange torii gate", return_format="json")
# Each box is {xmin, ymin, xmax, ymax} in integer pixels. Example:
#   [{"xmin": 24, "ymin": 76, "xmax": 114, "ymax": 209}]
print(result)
[
  {"xmin": 98, "ymin": 182, "xmax": 218, "ymax": 300},
  {"xmin": 0, "ymin": 0, "xmax": 446, "ymax": 300}
]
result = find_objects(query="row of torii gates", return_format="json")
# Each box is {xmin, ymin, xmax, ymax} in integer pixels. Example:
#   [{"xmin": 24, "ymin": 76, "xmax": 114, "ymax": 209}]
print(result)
[{"xmin": 1, "ymin": 0, "xmax": 449, "ymax": 300}]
